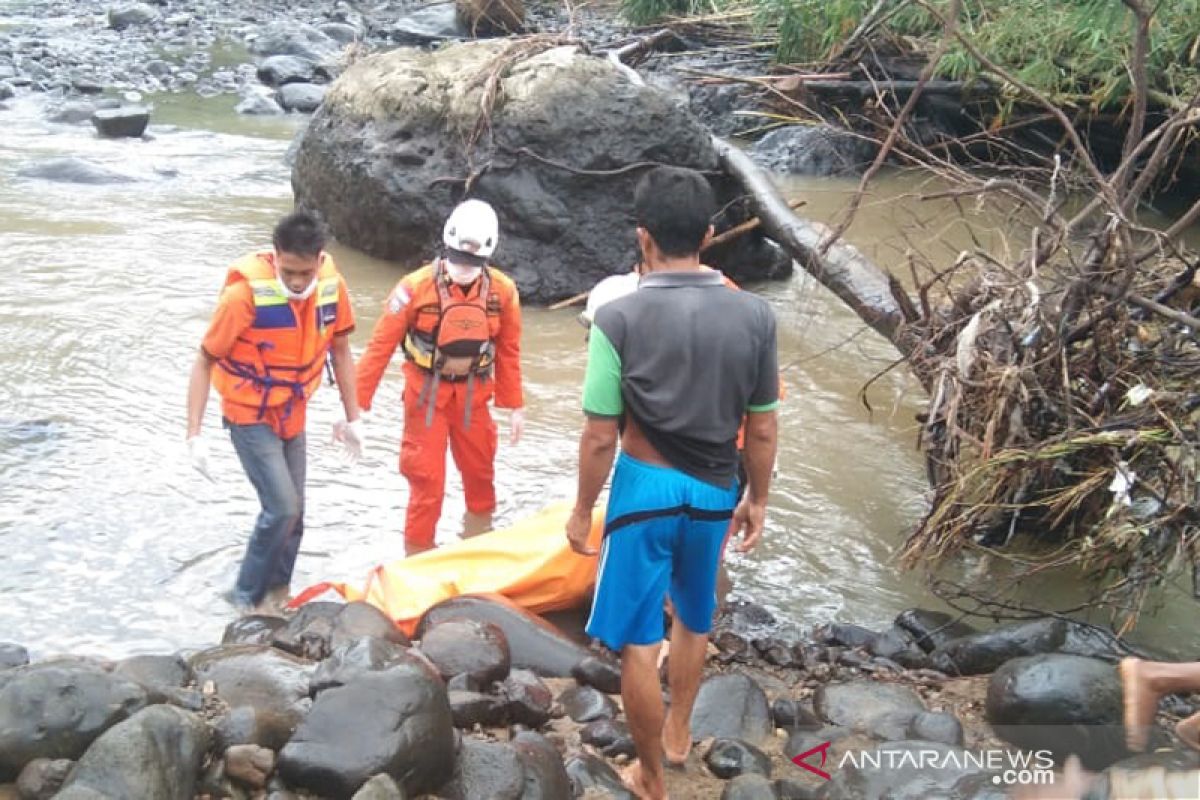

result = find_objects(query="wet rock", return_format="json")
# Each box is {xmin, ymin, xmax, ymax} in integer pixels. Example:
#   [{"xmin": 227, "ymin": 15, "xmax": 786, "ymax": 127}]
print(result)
[
  {"xmin": 449, "ymin": 690, "xmax": 508, "ymax": 728},
  {"xmin": 278, "ymin": 82, "xmax": 326, "ymax": 114},
  {"xmin": 419, "ymin": 618, "xmax": 510, "ymax": 685},
  {"xmin": 721, "ymin": 774, "xmax": 778, "ymax": 800},
  {"xmin": 441, "ymin": 738, "xmax": 524, "ymax": 800},
  {"xmin": 715, "ymin": 630, "xmax": 753, "ymax": 662},
  {"xmin": 784, "ymin": 726, "xmax": 850, "ymax": 762},
  {"xmin": 818, "ymin": 623, "xmax": 877, "ymax": 649},
  {"xmin": 329, "ymin": 601, "xmax": 409, "ymax": 650},
  {"xmin": 311, "ymin": 636, "xmax": 417, "ymax": 695},
  {"xmin": 272, "ymin": 601, "xmax": 342, "ymax": 660},
  {"xmin": 0, "ymin": 667, "xmax": 147, "ymax": 781},
  {"xmin": 113, "ymin": 653, "xmax": 191, "ymax": 701},
  {"xmin": 869, "ymin": 626, "xmax": 930, "ymax": 669},
  {"xmin": 457, "ymin": 0, "xmax": 525, "ymax": 37},
  {"xmin": 511, "ymin": 731, "xmax": 571, "ymax": 799},
  {"xmin": 446, "ymin": 672, "xmax": 484, "ymax": 693},
  {"xmin": 894, "ymin": 609, "xmax": 979, "ymax": 653},
  {"xmin": 237, "ymin": 87, "xmax": 284, "ymax": 116},
  {"xmin": 771, "ymin": 697, "xmax": 820, "ymax": 731},
  {"xmin": 909, "ymin": 711, "xmax": 964, "ymax": 747},
  {"xmin": 54, "ymin": 705, "xmax": 209, "ymax": 800},
  {"xmin": 749, "ymin": 124, "xmax": 876, "ymax": 177},
  {"xmin": 501, "ymin": 669, "xmax": 553, "ymax": 727},
  {"xmin": 705, "ymin": 739, "xmax": 772, "ymax": 779},
  {"xmin": 250, "ymin": 22, "xmax": 340, "ymax": 63},
  {"xmin": 108, "ymin": 4, "xmax": 159, "ymax": 31},
  {"xmin": 389, "ymin": 5, "xmax": 466, "ymax": 46},
  {"xmin": 819, "ymin": 741, "xmax": 979, "ymax": 800},
  {"xmin": 0, "ymin": 83, "xmax": 12, "ymax": 102},
  {"xmin": 257, "ymin": 55, "xmax": 316, "ymax": 88},
  {"xmin": 15, "ymin": 758, "xmax": 72, "ymax": 800},
  {"xmin": 223, "ymin": 614, "xmax": 288, "ymax": 646},
  {"xmin": 278, "ymin": 664, "xmax": 455, "ymax": 797},
  {"xmin": 838, "ymin": 650, "xmax": 870, "ymax": 669},
  {"xmin": 753, "ymin": 637, "xmax": 797, "ymax": 668},
  {"xmin": 1058, "ymin": 622, "xmax": 1133, "ymax": 663},
  {"xmin": 986, "ymin": 653, "xmax": 1126, "ymax": 769},
  {"xmin": 580, "ymin": 718, "xmax": 634, "ymax": 758},
  {"xmin": 0, "ymin": 644, "xmax": 28, "ymax": 670},
  {"xmin": 91, "ymin": 106, "xmax": 150, "ymax": 138},
  {"xmin": 225, "ymin": 744, "xmax": 275, "ymax": 790},
  {"xmin": 931, "ymin": 618, "xmax": 1067, "ymax": 676},
  {"xmin": 815, "ymin": 681, "xmax": 925, "ymax": 732},
  {"xmin": 189, "ymin": 645, "xmax": 312, "ymax": 751},
  {"xmin": 866, "ymin": 710, "xmax": 918, "ymax": 741},
  {"xmin": 950, "ymin": 772, "xmax": 1010, "ymax": 800},
  {"xmin": 321, "ymin": 23, "xmax": 361, "ymax": 45},
  {"xmin": 559, "ymin": 684, "xmax": 617, "ymax": 723},
  {"xmin": 774, "ymin": 778, "xmax": 818, "ymax": 800},
  {"xmin": 350, "ymin": 773, "xmax": 405, "ymax": 800},
  {"xmin": 293, "ymin": 41, "xmax": 787, "ymax": 305},
  {"xmin": 571, "ymin": 655, "xmax": 621, "ymax": 694},
  {"xmin": 691, "ymin": 673, "xmax": 772, "ymax": 744},
  {"xmin": 17, "ymin": 158, "xmax": 138, "ymax": 185},
  {"xmin": 565, "ymin": 753, "xmax": 632, "ymax": 799}
]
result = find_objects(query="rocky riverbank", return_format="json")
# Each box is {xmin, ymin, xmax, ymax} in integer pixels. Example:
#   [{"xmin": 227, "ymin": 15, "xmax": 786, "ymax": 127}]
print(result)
[{"xmin": 2, "ymin": 594, "xmax": 1197, "ymax": 800}]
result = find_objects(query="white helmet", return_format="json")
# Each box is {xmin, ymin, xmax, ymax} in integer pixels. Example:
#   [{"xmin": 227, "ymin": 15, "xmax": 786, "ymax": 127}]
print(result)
[
  {"xmin": 581, "ymin": 271, "xmax": 641, "ymax": 327},
  {"xmin": 443, "ymin": 199, "xmax": 499, "ymax": 259}
]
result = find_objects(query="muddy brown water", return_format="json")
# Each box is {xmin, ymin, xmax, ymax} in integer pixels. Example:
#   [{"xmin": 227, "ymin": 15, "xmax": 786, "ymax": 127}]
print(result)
[{"xmin": 0, "ymin": 91, "xmax": 1195, "ymax": 659}]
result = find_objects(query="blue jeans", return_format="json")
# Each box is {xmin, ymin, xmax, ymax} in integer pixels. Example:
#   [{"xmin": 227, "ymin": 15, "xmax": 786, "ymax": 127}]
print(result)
[{"xmin": 226, "ymin": 421, "xmax": 305, "ymax": 606}]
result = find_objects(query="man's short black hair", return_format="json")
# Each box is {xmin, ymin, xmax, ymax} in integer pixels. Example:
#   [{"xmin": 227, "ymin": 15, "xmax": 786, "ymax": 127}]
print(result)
[
  {"xmin": 634, "ymin": 166, "xmax": 716, "ymax": 258},
  {"xmin": 273, "ymin": 211, "xmax": 326, "ymax": 257}
]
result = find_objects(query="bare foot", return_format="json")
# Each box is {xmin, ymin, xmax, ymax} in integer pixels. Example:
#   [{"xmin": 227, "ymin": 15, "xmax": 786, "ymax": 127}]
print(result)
[
  {"xmin": 662, "ymin": 713, "xmax": 691, "ymax": 767},
  {"xmin": 1175, "ymin": 711, "xmax": 1200, "ymax": 752},
  {"xmin": 620, "ymin": 762, "xmax": 667, "ymax": 800},
  {"xmin": 1120, "ymin": 657, "xmax": 1159, "ymax": 752}
]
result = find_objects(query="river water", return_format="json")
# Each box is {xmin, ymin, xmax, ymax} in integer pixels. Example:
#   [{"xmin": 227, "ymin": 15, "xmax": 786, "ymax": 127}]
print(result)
[{"xmin": 0, "ymin": 89, "xmax": 1195, "ymax": 659}]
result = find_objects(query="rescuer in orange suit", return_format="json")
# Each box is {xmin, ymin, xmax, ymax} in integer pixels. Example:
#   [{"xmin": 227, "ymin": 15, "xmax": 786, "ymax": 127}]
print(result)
[{"xmin": 356, "ymin": 199, "xmax": 525, "ymax": 555}]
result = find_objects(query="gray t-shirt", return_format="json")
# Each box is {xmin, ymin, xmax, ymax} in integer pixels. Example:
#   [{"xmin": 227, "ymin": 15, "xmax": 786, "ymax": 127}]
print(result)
[{"xmin": 582, "ymin": 269, "xmax": 779, "ymax": 487}]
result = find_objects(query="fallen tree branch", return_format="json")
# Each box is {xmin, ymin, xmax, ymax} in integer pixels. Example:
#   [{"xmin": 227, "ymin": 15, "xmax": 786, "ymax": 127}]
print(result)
[{"xmin": 705, "ymin": 199, "xmax": 806, "ymax": 248}]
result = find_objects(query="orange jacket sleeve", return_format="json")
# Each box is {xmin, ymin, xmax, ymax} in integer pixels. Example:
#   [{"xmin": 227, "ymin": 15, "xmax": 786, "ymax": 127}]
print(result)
[
  {"xmin": 492, "ymin": 278, "xmax": 524, "ymax": 409},
  {"xmin": 355, "ymin": 282, "xmax": 412, "ymax": 412}
]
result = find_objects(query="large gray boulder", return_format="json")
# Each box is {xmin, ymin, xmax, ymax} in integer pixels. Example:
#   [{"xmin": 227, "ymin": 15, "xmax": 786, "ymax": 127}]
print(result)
[
  {"xmin": 54, "ymin": 705, "xmax": 209, "ymax": 800},
  {"xmin": 931, "ymin": 618, "xmax": 1067, "ymax": 676},
  {"xmin": 292, "ymin": 41, "xmax": 790, "ymax": 304},
  {"xmin": 690, "ymin": 674, "xmax": 773, "ymax": 744},
  {"xmin": 0, "ymin": 667, "xmax": 148, "ymax": 780},
  {"xmin": 189, "ymin": 644, "xmax": 312, "ymax": 750}
]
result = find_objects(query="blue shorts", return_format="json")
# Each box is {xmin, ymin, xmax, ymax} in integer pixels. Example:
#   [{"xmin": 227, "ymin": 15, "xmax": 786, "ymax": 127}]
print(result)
[{"xmin": 586, "ymin": 453, "xmax": 738, "ymax": 651}]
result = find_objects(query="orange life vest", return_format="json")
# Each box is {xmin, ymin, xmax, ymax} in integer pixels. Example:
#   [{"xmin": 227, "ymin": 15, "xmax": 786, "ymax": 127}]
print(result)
[{"xmin": 212, "ymin": 252, "xmax": 340, "ymax": 421}]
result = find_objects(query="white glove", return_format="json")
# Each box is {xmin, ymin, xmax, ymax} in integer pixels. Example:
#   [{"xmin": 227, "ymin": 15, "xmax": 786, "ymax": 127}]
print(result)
[
  {"xmin": 332, "ymin": 418, "xmax": 365, "ymax": 465},
  {"xmin": 508, "ymin": 407, "xmax": 525, "ymax": 446},
  {"xmin": 187, "ymin": 436, "xmax": 214, "ymax": 483}
]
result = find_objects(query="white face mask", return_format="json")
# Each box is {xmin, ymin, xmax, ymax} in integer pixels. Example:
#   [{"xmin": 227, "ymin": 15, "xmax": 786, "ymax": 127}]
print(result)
[
  {"xmin": 278, "ymin": 273, "xmax": 318, "ymax": 301},
  {"xmin": 445, "ymin": 261, "xmax": 482, "ymax": 286}
]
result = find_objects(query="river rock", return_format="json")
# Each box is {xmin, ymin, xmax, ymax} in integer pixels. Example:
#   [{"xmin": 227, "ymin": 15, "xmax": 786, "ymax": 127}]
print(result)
[
  {"xmin": 189, "ymin": 645, "xmax": 312, "ymax": 750},
  {"xmin": 320, "ymin": 23, "xmax": 361, "ymax": 45},
  {"xmin": 250, "ymin": 22, "xmax": 340, "ymax": 63},
  {"xmin": 311, "ymin": 636, "xmax": 418, "ymax": 694},
  {"xmin": 441, "ymin": 738, "xmax": 525, "ymax": 800},
  {"xmin": 564, "ymin": 753, "xmax": 632, "ymax": 799},
  {"xmin": 986, "ymin": 653, "xmax": 1126, "ymax": 769},
  {"xmin": 691, "ymin": 673, "xmax": 772, "ymax": 744},
  {"xmin": 511, "ymin": 731, "xmax": 571, "ymax": 800},
  {"xmin": 558, "ymin": 684, "xmax": 616, "ymax": 723},
  {"xmin": 334, "ymin": 602, "xmax": 410, "ymax": 647},
  {"xmin": 819, "ymin": 740, "xmax": 980, "ymax": 800},
  {"xmin": 91, "ymin": 106, "xmax": 150, "ymax": 138},
  {"xmin": 818, "ymin": 623, "xmax": 877, "ymax": 649},
  {"xmin": 456, "ymin": 0, "xmax": 524, "ymax": 37},
  {"xmin": 1058, "ymin": 622, "xmax": 1133, "ymax": 663},
  {"xmin": 570, "ymin": 655, "xmax": 621, "ymax": 694},
  {"xmin": 224, "ymin": 744, "xmax": 275, "ymax": 789},
  {"xmin": 449, "ymin": 690, "xmax": 508, "ymax": 728},
  {"xmin": 815, "ymin": 681, "xmax": 925, "ymax": 732},
  {"xmin": 419, "ymin": 618, "xmax": 510, "ymax": 685},
  {"xmin": 580, "ymin": 718, "xmax": 634, "ymax": 758},
  {"xmin": 237, "ymin": 89, "xmax": 284, "ymax": 116},
  {"xmin": 257, "ymin": 55, "xmax": 316, "ymax": 88},
  {"xmin": 705, "ymin": 739, "xmax": 772, "ymax": 779},
  {"xmin": 784, "ymin": 726, "xmax": 850, "ymax": 763},
  {"xmin": 350, "ymin": 773, "xmax": 405, "ymax": 800},
  {"xmin": 278, "ymin": 83, "xmax": 326, "ymax": 113},
  {"xmin": 223, "ymin": 614, "xmax": 288, "ymax": 646},
  {"xmin": 48, "ymin": 101, "xmax": 99, "ymax": 124},
  {"xmin": 909, "ymin": 711, "xmax": 964, "ymax": 747},
  {"xmin": 771, "ymin": 697, "xmax": 820, "ymax": 731},
  {"xmin": 113, "ymin": 653, "xmax": 191, "ymax": 701},
  {"xmin": 749, "ymin": 123, "xmax": 876, "ymax": 177},
  {"xmin": 17, "ymin": 158, "xmax": 138, "ymax": 185},
  {"xmin": 54, "ymin": 705, "xmax": 209, "ymax": 800},
  {"xmin": 894, "ymin": 608, "xmax": 978, "ymax": 653},
  {"xmin": 0, "ymin": 644, "xmax": 28, "ymax": 670},
  {"xmin": 292, "ymin": 41, "xmax": 789, "ymax": 305},
  {"xmin": 869, "ymin": 626, "xmax": 930, "ymax": 669},
  {"xmin": 721, "ymin": 774, "xmax": 778, "ymax": 800},
  {"xmin": 15, "ymin": 758, "xmax": 72, "ymax": 800},
  {"xmin": 931, "ymin": 618, "xmax": 1067, "ymax": 676},
  {"xmin": 278, "ymin": 664, "xmax": 455, "ymax": 796},
  {"xmin": 389, "ymin": 4, "xmax": 466, "ymax": 46},
  {"xmin": 0, "ymin": 82, "xmax": 12, "ymax": 102},
  {"xmin": 271, "ymin": 601, "xmax": 342, "ymax": 660},
  {"xmin": 774, "ymin": 778, "xmax": 817, "ymax": 800},
  {"xmin": 108, "ymin": 4, "xmax": 159, "ymax": 30},
  {"xmin": 501, "ymin": 669, "xmax": 553, "ymax": 727},
  {"xmin": 0, "ymin": 667, "xmax": 147, "ymax": 780}
]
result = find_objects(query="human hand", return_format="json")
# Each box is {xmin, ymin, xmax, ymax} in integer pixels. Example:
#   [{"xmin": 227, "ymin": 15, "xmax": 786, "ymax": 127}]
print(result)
[
  {"xmin": 730, "ymin": 498, "xmax": 766, "ymax": 553},
  {"xmin": 187, "ymin": 436, "xmax": 214, "ymax": 483},
  {"xmin": 509, "ymin": 407, "xmax": 525, "ymax": 446},
  {"xmin": 566, "ymin": 506, "xmax": 597, "ymax": 556},
  {"xmin": 332, "ymin": 418, "xmax": 365, "ymax": 465}
]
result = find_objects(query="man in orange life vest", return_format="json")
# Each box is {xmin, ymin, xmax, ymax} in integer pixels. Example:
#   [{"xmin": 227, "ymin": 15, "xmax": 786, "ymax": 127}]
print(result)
[
  {"xmin": 186, "ymin": 211, "xmax": 363, "ymax": 613},
  {"xmin": 356, "ymin": 199, "xmax": 525, "ymax": 556}
]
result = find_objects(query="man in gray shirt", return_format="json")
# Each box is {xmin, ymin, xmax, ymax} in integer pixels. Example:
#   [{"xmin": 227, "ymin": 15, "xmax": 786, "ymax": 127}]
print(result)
[{"xmin": 567, "ymin": 166, "xmax": 779, "ymax": 800}]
